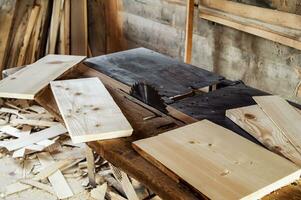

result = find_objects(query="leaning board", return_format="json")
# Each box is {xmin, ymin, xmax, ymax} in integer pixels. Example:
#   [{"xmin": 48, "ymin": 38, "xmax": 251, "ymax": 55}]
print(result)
[
  {"xmin": 50, "ymin": 77, "xmax": 133, "ymax": 143},
  {"xmin": 0, "ymin": 54, "xmax": 86, "ymax": 99},
  {"xmin": 133, "ymin": 120, "xmax": 301, "ymax": 200}
]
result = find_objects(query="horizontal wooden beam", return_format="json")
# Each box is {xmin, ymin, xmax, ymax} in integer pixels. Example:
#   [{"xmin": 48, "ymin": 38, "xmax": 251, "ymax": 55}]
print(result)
[
  {"xmin": 199, "ymin": 9, "xmax": 301, "ymax": 51},
  {"xmin": 200, "ymin": 0, "xmax": 301, "ymax": 30}
]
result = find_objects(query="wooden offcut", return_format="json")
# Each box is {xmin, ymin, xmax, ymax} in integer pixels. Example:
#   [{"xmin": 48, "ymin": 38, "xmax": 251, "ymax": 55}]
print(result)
[
  {"xmin": 0, "ymin": 54, "xmax": 85, "ymax": 99},
  {"xmin": 226, "ymin": 105, "xmax": 301, "ymax": 166},
  {"xmin": 253, "ymin": 96, "xmax": 301, "ymax": 155},
  {"xmin": 50, "ymin": 77, "xmax": 133, "ymax": 143},
  {"xmin": 133, "ymin": 120, "xmax": 301, "ymax": 200}
]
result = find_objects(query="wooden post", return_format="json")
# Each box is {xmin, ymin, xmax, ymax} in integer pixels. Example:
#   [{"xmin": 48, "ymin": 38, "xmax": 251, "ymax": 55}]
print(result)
[{"xmin": 184, "ymin": 0, "xmax": 194, "ymax": 64}]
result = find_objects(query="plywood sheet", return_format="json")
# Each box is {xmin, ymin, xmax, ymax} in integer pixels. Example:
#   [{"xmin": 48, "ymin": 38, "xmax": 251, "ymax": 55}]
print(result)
[
  {"xmin": 0, "ymin": 54, "xmax": 86, "ymax": 99},
  {"xmin": 50, "ymin": 77, "xmax": 133, "ymax": 143},
  {"xmin": 133, "ymin": 120, "xmax": 301, "ymax": 200},
  {"xmin": 253, "ymin": 96, "xmax": 301, "ymax": 155}
]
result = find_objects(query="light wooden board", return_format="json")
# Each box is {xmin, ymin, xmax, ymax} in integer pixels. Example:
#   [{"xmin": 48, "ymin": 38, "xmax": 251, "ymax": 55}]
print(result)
[
  {"xmin": 50, "ymin": 77, "xmax": 133, "ymax": 143},
  {"xmin": 0, "ymin": 54, "xmax": 85, "ymax": 99},
  {"xmin": 226, "ymin": 105, "xmax": 301, "ymax": 166},
  {"xmin": 253, "ymin": 96, "xmax": 301, "ymax": 155},
  {"xmin": 1, "ymin": 124, "xmax": 67, "ymax": 151},
  {"xmin": 37, "ymin": 152, "xmax": 73, "ymax": 199},
  {"xmin": 133, "ymin": 120, "xmax": 301, "ymax": 200}
]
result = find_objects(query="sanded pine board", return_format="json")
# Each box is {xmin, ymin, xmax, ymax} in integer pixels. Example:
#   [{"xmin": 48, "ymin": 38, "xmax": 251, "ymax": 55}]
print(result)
[
  {"xmin": 253, "ymin": 96, "xmax": 301, "ymax": 155},
  {"xmin": 0, "ymin": 54, "xmax": 86, "ymax": 99},
  {"xmin": 133, "ymin": 120, "xmax": 301, "ymax": 200},
  {"xmin": 226, "ymin": 105, "xmax": 301, "ymax": 167},
  {"xmin": 50, "ymin": 77, "xmax": 133, "ymax": 143}
]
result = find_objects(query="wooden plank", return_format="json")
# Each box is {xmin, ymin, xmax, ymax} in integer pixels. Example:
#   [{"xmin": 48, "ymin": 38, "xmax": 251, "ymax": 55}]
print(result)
[
  {"xmin": 17, "ymin": 5, "xmax": 40, "ymax": 66},
  {"xmin": 90, "ymin": 183, "xmax": 107, "ymax": 200},
  {"xmin": 0, "ymin": 0, "xmax": 17, "ymax": 72},
  {"xmin": 253, "ymin": 96, "xmax": 301, "ymax": 155},
  {"xmin": 200, "ymin": 0, "xmax": 301, "ymax": 30},
  {"xmin": 59, "ymin": 0, "xmax": 70, "ymax": 54},
  {"xmin": 226, "ymin": 105, "xmax": 301, "ymax": 166},
  {"xmin": 0, "ymin": 54, "xmax": 85, "ymax": 99},
  {"xmin": 70, "ymin": 0, "xmax": 88, "ymax": 56},
  {"xmin": 2, "ymin": 124, "xmax": 67, "ymax": 151},
  {"xmin": 133, "ymin": 120, "xmax": 301, "ymax": 200},
  {"xmin": 46, "ymin": 0, "xmax": 64, "ymax": 54},
  {"xmin": 184, "ymin": 0, "xmax": 194, "ymax": 64},
  {"xmin": 50, "ymin": 77, "xmax": 133, "ymax": 143},
  {"xmin": 199, "ymin": 11, "xmax": 301, "ymax": 51},
  {"xmin": 37, "ymin": 152, "xmax": 73, "ymax": 199}
]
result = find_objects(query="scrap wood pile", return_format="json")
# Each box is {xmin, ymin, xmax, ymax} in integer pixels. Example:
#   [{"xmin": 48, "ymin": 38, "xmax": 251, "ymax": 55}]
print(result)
[
  {"xmin": 0, "ymin": 56, "xmax": 157, "ymax": 199},
  {"xmin": 0, "ymin": 0, "xmax": 124, "ymax": 73}
]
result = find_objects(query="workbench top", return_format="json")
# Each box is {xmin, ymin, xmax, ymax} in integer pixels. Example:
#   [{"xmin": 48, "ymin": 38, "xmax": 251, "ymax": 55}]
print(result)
[{"xmin": 37, "ymin": 48, "xmax": 301, "ymax": 200}]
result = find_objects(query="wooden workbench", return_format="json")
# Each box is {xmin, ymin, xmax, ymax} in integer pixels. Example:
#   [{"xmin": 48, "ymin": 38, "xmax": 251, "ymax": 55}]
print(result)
[{"xmin": 36, "ymin": 48, "xmax": 301, "ymax": 200}]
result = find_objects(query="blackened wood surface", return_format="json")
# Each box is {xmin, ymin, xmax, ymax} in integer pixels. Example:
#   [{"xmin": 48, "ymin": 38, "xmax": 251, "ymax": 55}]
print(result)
[
  {"xmin": 170, "ymin": 83, "xmax": 268, "ymax": 144},
  {"xmin": 84, "ymin": 47, "xmax": 224, "ymax": 99}
]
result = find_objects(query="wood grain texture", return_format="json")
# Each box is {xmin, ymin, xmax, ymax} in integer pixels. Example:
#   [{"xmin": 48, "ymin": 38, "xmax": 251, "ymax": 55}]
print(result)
[
  {"xmin": 226, "ymin": 105, "xmax": 301, "ymax": 166},
  {"xmin": 184, "ymin": 0, "xmax": 194, "ymax": 64},
  {"xmin": 50, "ymin": 77, "xmax": 133, "ymax": 143},
  {"xmin": 133, "ymin": 120, "xmax": 301, "ymax": 200},
  {"xmin": 0, "ymin": 54, "xmax": 85, "ymax": 99},
  {"xmin": 200, "ymin": 0, "xmax": 301, "ymax": 30},
  {"xmin": 70, "ymin": 0, "xmax": 88, "ymax": 56},
  {"xmin": 199, "ymin": 11, "xmax": 301, "ymax": 51},
  {"xmin": 0, "ymin": 0, "xmax": 17, "ymax": 72},
  {"xmin": 254, "ymin": 96, "xmax": 301, "ymax": 156}
]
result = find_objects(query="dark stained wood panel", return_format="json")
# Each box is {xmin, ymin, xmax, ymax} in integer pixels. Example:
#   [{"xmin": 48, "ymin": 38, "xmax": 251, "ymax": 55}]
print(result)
[
  {"xmin": 171, "ymin": 83, "xmax": 268, "ymax": 144},
  {"xmin": 84, "ymin": 48, "xmax": 224, "ymax": 99}
]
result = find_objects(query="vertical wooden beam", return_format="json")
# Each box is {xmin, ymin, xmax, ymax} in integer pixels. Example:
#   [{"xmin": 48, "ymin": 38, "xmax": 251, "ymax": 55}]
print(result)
[
  {"xmin": 70, "ymin": 0, "xmax": 88, "ymax": 56},
  {"xmin": 184, "ymin": 0, "xmax": 194, "ymax": 64}
]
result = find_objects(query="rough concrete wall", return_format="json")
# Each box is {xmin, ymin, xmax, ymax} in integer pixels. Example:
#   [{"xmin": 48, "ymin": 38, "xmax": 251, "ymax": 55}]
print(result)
[{"xmin": 120, "ymin": 0, "xmax": 301, "ymax": 103}]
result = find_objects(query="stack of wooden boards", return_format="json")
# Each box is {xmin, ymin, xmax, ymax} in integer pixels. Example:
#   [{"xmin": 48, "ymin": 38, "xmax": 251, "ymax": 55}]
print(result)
[
  {"xmin": 227, "ymin": 96, "xmax": 301, "ymax": 167},
  {"xmin": 133, "ymin": 119, "xmax": 301, "ymax": 200},
  {"xmin": 0, "ymin": 54, "xmax": 132, "ymax": 144},
  {"xmin": 0, "ymin": 0, "xmax": 125, "ymax": 73}
]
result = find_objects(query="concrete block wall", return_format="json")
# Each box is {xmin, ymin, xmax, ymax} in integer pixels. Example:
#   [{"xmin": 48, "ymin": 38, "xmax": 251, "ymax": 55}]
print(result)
[{"xmin": 120, "ymin": 0, "xmax": 301, "ymax": 103}]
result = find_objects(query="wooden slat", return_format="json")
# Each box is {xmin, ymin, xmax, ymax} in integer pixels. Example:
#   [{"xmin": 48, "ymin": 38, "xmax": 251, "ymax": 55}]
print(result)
[
  {"xmin": 17, "ymin": 5, "xmax": 40, "ymax": 66},
  {"xmin": 46, "ymin": 0, "xmax": 65, "ymax": 54},
  {"xmin": 253, "ymin": 96, "xmax": 301, "ymax": 155},
  {"xmin": 70, "ymin": 0, "xmax": 88, "ymax": 56},
  {"xmin": 226, "ymin": 105, "xmax": 301, "ymax": 166},
  {"xmin": 2, "ymin": 124, "xmax": 67, "ymax": 151},
  {"xmin": 133, "ymin": 120, "xmax": 301, "ymax": 200},
  {"xmin": 0, "ymin": 54, "xmax": 85, "ymax": 99},
  {"xmin": 184, "ymin": 0, "xmax": 194, "ymax": 64},
  {"xmin": 200, "ymin": 0, "xmax": 301, "ymax": 30},
  {"xmin": 50, "ymin": 77, "xmax": 133, "ymax": 143},
  {"xmin": 37, "ymin": 152, "xmax": 73, "ymax": 199},
  {"xmin": 199, "ymin": 11, "xmax": 301, "ymax": 51}
]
